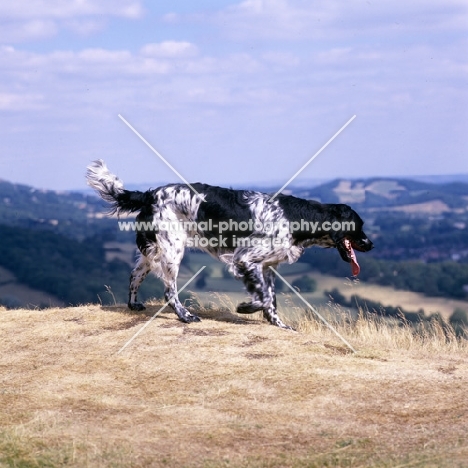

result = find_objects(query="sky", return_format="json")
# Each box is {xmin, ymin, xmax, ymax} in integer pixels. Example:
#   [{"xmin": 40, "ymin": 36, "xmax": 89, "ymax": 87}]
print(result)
[{"xmin": 0, "ymin": 0, "xmax": 467, "ymax": 191}]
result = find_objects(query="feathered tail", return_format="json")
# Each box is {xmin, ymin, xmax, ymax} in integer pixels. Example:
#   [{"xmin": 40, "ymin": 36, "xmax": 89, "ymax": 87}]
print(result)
[{"xmin": 86, "ymin": 160, "xmax": 154, "ymax": 215}]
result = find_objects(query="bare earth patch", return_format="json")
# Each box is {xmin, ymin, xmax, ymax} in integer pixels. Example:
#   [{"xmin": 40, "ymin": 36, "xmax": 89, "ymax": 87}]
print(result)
[{"xmin": 0, "ymin": 303, "xmax": 467, "ymax": 467}]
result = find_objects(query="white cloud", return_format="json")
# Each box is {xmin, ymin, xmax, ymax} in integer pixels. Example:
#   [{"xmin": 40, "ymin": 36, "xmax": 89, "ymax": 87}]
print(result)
[
  {"xmin": 216, "ymin": 0, "xmax": 323, "ymax": 40},
  {"xmin": 78, "ymin": 48, "xmax": 133, "ymax": 63},
  {"xmin": 161, "ymin": 12, "xmax": 179, "ymax": 24},
  {"xmin": 0, "ymin": 92, "xmax": 44, "ymax": 111},
  {"xmin": 0, "ymin": 19, "xmax": 58, "ymax": 42},
  {"xmin": 0, "ymin": 0, "xmax": 143, "ymax": 19},
  {"xmin": 140, "ymin": 41, "xmax": 198, "ymax": 58},
  {"xmin": 0, "ymin": 31, "xmax": 464, "ymax": 119},
  {"xmin": 63, "ymin": 19, "xmax": 107, "ymax": 36},
  {"xmin": 211, "ymin": 0, "xmax": 468, "ymax": 40},
  {"xmin": 262, "ymin": 51, "xmax": 299, "ymax": 68},
  {"xmin": 0, "ymin": 0, "xmax": 143, "ymax": 42}
]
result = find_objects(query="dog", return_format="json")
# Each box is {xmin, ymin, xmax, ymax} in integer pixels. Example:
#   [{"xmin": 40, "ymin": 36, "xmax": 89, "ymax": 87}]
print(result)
[{"xmin": 87, "ymin": 160, "xmax": 373, "ymax": 329}]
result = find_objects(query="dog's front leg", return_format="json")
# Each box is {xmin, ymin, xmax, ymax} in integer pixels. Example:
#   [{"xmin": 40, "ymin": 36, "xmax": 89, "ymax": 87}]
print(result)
[
  {"xmin": 163, "ymin": 281, "xmax": 200, "ymax": 323},
  {"xmin": 157, "ymin": 234, "xmax": 201, "ymax": 323},
  {"xmin": 262, "ymin": 265, "xmax": 294, "ymax": 330}
]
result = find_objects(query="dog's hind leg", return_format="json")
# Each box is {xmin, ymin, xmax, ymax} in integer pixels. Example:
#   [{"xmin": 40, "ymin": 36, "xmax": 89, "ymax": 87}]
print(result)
[
  {"xmin": 233, "ymin": 246, "xmax": 293, "ymax": 329},
  {"xmin": 262, "ymin": 265, "xmax": 293, "ymax": 330},
  {"xmin": 233, "ymin": 239, "xmax": 280, "ymax": 314},
  {"xmin": 128, "ymin": 255, "xmax": 151, "ymax": 311},
  {"xmin": 234, "ymin": 260, "xmax": 266, "ymax": 314}
]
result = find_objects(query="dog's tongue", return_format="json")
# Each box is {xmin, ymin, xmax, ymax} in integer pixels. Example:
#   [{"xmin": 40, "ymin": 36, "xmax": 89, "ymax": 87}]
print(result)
[
  {"xmin": 345, "ymin": 239, "xmax": 360, "ymax": 277},
  {"xmin": 350, "ymin": 247, "xmax": 360, "ymax": 277}
]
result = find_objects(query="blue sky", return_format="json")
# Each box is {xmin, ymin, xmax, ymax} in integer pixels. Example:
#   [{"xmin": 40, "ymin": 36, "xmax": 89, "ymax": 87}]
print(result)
[{"xmin": 0, "ymin": 0, "xmax": 467, "ymax": 190}]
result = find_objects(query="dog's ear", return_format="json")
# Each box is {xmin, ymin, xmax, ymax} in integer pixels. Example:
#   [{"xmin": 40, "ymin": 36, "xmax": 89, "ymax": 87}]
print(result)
[{"xmin": 327, "ymin": 204, "xmax": 364, "ymax": 248}]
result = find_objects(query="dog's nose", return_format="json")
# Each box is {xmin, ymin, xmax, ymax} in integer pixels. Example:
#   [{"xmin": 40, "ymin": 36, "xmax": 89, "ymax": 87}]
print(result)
[{"xmin": 365, "ymin": 238, "xmax": 374, "ymax": 250}]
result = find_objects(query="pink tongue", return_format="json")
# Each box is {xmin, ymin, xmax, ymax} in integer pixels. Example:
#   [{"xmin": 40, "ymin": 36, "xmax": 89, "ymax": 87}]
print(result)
[{"xmin": 349, "ymin": 246, "xmax": 360, "ymax": 277}]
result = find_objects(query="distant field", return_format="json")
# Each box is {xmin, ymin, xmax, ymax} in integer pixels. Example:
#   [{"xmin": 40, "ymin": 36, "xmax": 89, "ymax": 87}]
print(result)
[
  {"xmin": 2, "ymin": 240, "xmax": 467, "ymax": 320},
  {"xmin": 101, "ymin": 245, "xmax": 468, "ymax": 320},
  {"xmin": 1, "ymin": 303, "xmax": 467, "ymax": 467},
  {"xmin": 182, "ymin": 252, "xmax": 468, "ymax": 320},
  {"xmin": 311, "ymin": 273, "xmax": 468, "ymax": 319},
  {"xmin": 0, "ymin": 266, "xmax": 63, "ymax": 309}
]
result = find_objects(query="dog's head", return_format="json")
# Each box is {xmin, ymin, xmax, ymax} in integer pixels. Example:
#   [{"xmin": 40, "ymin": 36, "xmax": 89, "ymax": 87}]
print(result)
[{"xmin": 328, "ymin": 204, "xmax": 373, "ymax": 277}]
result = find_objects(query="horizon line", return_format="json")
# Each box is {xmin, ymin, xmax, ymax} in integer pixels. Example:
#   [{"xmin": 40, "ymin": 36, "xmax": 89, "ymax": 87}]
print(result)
[{"xmin": 2, "ymin": 172, "xmax": 468, "ymax": 193}]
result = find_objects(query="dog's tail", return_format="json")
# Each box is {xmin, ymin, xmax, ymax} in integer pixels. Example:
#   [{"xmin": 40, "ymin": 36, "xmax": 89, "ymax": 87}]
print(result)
[{"xmin": 86, "ymin": 159, "xmax": 154, "ymax": 215}]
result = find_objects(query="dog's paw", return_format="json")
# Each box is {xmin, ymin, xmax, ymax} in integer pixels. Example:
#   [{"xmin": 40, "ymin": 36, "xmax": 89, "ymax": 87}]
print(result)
[
  {"xmin": 236, "ymin": 301, "xmax": 263, "ymax": 314},
  {"xmin": 128, "ymin": 302, "xmax": 146, "ymax": 311},
  {"xmin": 270, "ymin": 320, "xmax": 296, "ymax": 331},
  {"xmin": 180, "ymin": 314, "xmax": 201, "ymax": 323}
]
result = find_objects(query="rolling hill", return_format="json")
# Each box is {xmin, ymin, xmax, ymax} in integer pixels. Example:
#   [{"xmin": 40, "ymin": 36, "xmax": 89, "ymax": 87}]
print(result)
[{"xmin": 1, "ymin": 176, "xmax": 468, "ymax": 311}]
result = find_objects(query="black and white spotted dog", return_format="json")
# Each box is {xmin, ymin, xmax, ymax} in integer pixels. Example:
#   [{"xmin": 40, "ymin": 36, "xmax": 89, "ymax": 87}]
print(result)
[{"xmin": 87, "ymin": 160, "xmax": 373, "ymax": 329}]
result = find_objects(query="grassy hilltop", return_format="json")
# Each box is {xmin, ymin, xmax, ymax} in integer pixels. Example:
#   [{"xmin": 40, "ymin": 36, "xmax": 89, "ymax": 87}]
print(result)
[{"xmin": 1, "ymin": 301, "xmax": 467, "ymax": 467}]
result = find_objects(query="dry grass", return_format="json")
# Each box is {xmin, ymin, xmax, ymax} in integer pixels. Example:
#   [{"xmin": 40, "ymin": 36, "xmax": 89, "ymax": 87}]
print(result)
[{"xmin": 1, "ymin": 298, "xmax": 467, "ymax": 468}]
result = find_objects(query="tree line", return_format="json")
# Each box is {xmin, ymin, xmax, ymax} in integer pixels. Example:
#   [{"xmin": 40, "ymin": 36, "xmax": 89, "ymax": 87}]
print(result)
[
  {"xmin": 300, "ymin": 248, "xmax": 468, "ymax": 300},
  {"xmin": 0, "ymin": 224, "xmax": 163, "ymax": 307}
]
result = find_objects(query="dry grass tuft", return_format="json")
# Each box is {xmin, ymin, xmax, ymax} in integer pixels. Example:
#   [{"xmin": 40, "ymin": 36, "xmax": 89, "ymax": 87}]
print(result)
[
  {"xmin": 1, "ymin": 296, "xmax": 467, "ymax": 467},
  {"xmin": 296, "ymin": 306, "xmax": 467, "ymax": 355}
]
